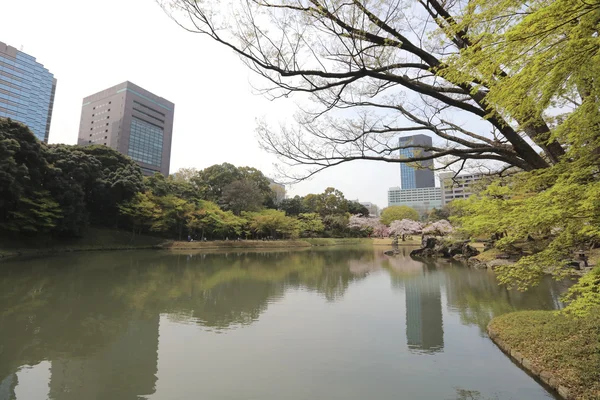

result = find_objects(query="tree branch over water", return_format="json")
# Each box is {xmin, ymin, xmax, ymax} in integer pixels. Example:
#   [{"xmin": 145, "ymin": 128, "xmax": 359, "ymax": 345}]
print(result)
[{"xmin": 159, "ymin": 0, "xmax": 572, "ymax": 180}]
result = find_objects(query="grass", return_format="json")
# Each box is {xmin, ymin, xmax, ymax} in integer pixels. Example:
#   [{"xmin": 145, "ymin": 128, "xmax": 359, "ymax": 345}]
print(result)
[{"xmin": 489, "ymin": 310, "xmax": 600, "ymax": 399}]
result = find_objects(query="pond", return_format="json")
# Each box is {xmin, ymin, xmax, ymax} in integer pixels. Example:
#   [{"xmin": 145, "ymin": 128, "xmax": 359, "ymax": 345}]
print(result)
[{"xmin": 0, "ymin": 247, "xmax": 569, "ymax": 400}]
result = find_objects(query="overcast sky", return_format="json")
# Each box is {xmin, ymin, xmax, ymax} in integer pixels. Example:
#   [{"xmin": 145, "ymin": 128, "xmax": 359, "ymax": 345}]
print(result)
[{"xmin": 1, "ymin": 0, "xmax": 413, "ymax": 208}]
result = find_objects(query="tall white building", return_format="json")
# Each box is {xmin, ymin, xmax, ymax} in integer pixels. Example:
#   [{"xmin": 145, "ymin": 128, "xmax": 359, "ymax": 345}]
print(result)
[
  {"xmin": 439, "ymin": 172, "xmax": 487, "ymax": 204},
  {"xmin": 388, "ymin": 187, "xmax": 442, "ymax": 214}
]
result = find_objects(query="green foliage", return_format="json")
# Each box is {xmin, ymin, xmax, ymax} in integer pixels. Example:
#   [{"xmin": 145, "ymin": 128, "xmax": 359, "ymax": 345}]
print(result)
[
  {"xmin": 297, "ymin": 213, "xmax": 325, "ymax": 237},
  {"xmin": 278, "ymin": 195, "xmax": 307, "ymax": 216},
  {"xmin": 0, "ymin": 119, "xmax": 379, "ymax": 242},
  {"xmin": 563, "ymin": 267, "xmax": 600, "ymax": 317},
  {"xmin": 428, "ymin": 207, "xmax": 450, "ymax": 222},
  {"xmin": 453, "ymin": 162, "xmax": 600, "ymax": 290},
  {"xmin": 245, "ymin": 209, "xmax": 299, "ymax": 239},
  {"xmin": 347, "ymin": 200, "xmax": 369, "ymax": 217},
  {"xmin": 380, "ymin": 206, "xmax": 420, "ymax": 225},
  {"xmin": 1, "ymin": 191, "xmax": 62, "ymax": 234},
  {"xmin": 118, "ymin": 192, "xmax": 159, "ymax": 235},
  {"xmin": 221, "ymin": 179, "xmax": 265, "ymax": 214}
]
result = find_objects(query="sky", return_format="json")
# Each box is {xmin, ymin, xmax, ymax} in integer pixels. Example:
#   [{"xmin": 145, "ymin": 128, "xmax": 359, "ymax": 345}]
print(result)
[{"xmin": 1, "ymin": 0, "xmax": 410, "ymax": 209}]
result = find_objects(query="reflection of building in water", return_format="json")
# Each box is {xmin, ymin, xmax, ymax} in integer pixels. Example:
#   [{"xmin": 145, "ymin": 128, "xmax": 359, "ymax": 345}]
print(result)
[
  {"xmin": 405, "ymin": 272, "xmax": 444, "ymax": 353},
  {"xmin": 49, "ymin": 314, "xmax": 159, "ymax": 400}
]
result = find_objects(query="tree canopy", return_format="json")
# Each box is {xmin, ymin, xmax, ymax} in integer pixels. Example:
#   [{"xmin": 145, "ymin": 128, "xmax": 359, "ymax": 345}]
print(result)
[
  {"xmin": 159, "ymin": 0, "xmax": 587, "ymax": 178},
  {"xmin": 380, "ymin": 206, "xmax": 420, "ymax": 226}
]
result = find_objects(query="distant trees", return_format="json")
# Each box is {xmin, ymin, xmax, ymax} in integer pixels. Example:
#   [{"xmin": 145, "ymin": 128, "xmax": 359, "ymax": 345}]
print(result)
[
  {"xmin": 0, "ymin": 118, "xmax": 385, "ymax": 241},
  {"xmin": 0, "ymin": 119, "xmax": 143, "ymax": 237}
]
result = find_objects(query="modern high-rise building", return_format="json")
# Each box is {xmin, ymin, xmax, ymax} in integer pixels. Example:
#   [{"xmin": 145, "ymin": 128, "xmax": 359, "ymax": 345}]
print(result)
[
  {"xmin": 0, "ymin": 41, "xmax": 57, "ymax": 142},
  {"xmin": 388, "ymin": 186, "xmax": 442, "ymax": 214},
  {"xmin": 77, "ymin": 81, "xmax": 174, "ymax": 176},
  {"xmin": 399, "ymin": 134, "xmax": 435, "ymax": 189},
  {"xmin": 439, "ymin": 172, "xmax": 489, "ymax": 205}
]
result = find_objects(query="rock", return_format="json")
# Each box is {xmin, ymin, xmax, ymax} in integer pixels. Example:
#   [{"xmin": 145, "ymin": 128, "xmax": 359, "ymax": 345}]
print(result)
[
  {"xmin": 487, "ymin": 259, "xmax": 515, "ymax": 270},
  {"xmin": 468, "ymin": 258, "xmax": 488, "ymax": 269},
  {"xmin": 496, "ymin": 253, "xmax": 511, "ymax": 259},
  {"xmin": 410, "ymin": 247, "xmax": 438, "ymax": 257},
  {"xmin": 412, "ymin": 238, "xmax": 480, "ymax": 259}
]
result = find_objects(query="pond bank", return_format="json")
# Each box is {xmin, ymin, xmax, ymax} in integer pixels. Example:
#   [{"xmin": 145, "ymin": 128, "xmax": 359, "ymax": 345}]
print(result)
[
  {"xmin": 1, "ymin": 232, "xmax": 420, "ymax": 261},
  {"xmin": 488, "ymin": 310, "xmax": 600, "ymax": 400}
]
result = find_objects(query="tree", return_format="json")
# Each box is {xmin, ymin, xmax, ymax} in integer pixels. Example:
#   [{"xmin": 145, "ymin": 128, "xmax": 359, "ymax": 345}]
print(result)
[
  {"xmin": 0, "ymin": 119, "xmax": 49, "ymax": 229},
  {"xmin": 380, "ymin": 206, "xmax": 419, "ymax": 226},
  {"xmin": 428, "ymin": 207, "xmax": 451, "ymax": 222},
  {"xmin": 162, "ymin": 0, "xmax": 567, "ymax": 179},
  {"xmin": 347, "ymin": 201, "xmax": 369, "ymax": 217},
  {"xmin": 247, "ymin": 209, "xmax": 298, "ymax": 239},
  {"xmin": 348, "ymin": 215, "xmax": 372, "ymax": 236},
  {"xmin": 322, "ymin": 214, "xmax": 349, "ymax": 237},
  {"xmin": 423, "ymin": 220, "xmax": 454, "ymax": 237},
  {"xmin": 44, "ymin": 145, "xmax": 103, "ymax": 236},
  {"xmin": 279, "ymin": 195, "xmax": 306, "ymax": 216},
  {"xmin": 297, "ymin": 213, "xmax": 324, "ymax": 237},
  {"xmin": 389, "ymin": 219, "xmax": 423, "ymax": 241},
  {"xmin": 193, "ymin": 163, "xmax": 242, "ymax": 202},
  {"xmin": 152, "ymin": 194, "xmax": 195, "ymax": 240},
  {"xmin": 78, "ymin": 145, "xmax": 144, "ymax": 227},
  {"xmin": 118, "ymin": 192, "xmax": 159, "ymax": 237},
  {"xmin": 220, "ymin": 179, "xmax": 265, "ymax": 214}
]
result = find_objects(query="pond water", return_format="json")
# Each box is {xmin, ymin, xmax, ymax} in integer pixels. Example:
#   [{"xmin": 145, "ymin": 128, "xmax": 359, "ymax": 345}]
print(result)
[{"xmin": 0, "ymin": 247, "xmax": 569, "ymax": 400}]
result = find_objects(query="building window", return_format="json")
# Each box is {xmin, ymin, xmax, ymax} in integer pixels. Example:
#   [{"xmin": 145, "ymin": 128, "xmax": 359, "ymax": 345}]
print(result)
[
  {"xmin": 127, "ymin": 117, "xmax": 163, "ymax": 168},
  {"xmin": 107, "ymin": 116, "xmax": 110, "ymax": 119},
  {"xmin": 105, "ymin": 136, "xmax": 107, "ymax": 139},
  {"xmin": 105, "ymin": 129, "xmax": 108, "ymax": 132}
]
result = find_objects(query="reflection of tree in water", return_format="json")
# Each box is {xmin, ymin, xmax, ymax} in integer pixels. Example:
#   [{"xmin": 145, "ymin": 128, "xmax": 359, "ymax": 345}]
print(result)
[
  {"xmin": 443, "ymin": 266, "xmax": 570, "ymax": 335},
  {"xmin": 447, "ymin": 388, "xmax": 499, "ymax": 400},
  {"xmin": 0, "ymin": 248, "xmax": 378, "ymax": 392}
]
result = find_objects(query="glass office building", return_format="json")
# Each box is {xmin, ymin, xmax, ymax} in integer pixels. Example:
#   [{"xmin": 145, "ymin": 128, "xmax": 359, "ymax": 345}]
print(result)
[
  {"xmin": 0, "ymin": 41, "xmax": 56, "ymax": 142},
  {"xmin": 399, "ymin": 134, "xmax": 435, "ymax": 189}
]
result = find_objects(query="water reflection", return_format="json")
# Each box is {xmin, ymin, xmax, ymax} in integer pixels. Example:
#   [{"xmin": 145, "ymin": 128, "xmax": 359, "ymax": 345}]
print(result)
[{"xmin": 0, "ymin": 248, "xmax": 566, "ymax": 400}]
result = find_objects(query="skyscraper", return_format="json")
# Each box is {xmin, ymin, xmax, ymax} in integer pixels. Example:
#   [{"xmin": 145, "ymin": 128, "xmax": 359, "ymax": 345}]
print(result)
[
  {"xmin": 399, "ymin": 134, "xmax": 435, "ymax": 189},
  {"xmin": 0, "ymin": 41, "xmax": 57, "ymax": 143},
  {"xmin": 77, "ymin": 81, "xmax": 174, "ymax": 176}
]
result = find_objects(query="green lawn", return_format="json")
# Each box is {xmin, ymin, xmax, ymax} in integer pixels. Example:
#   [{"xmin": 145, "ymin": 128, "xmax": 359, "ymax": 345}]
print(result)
[{"xmin": 489, "ymin": 310, "xmax": 600, "ymax": 399}]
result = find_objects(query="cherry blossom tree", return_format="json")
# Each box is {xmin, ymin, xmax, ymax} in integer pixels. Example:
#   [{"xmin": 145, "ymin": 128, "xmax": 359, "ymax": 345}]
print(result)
[
  {"xmin": 423, "ymin": 220, "xmax": 454, "ymax": 237},
  {"xmin": 389, "ymin": 219, "xmax": 423, "ymax": 241},
  {"xmin": 371, "ymin": 220, "xmax": 389, "ymax": 238},
  {"xmin": 348, "ymin": 215, "xmax": 389, "ymax": 238}
]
